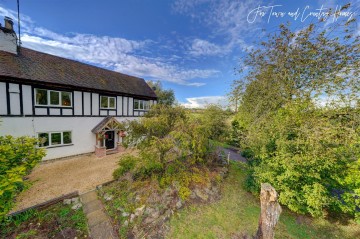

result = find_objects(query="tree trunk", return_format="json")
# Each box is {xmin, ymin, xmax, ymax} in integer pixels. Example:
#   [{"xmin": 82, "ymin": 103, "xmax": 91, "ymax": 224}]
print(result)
[{"xmin": 255, "ymin": 183, "xmax": 282, "ymax": 239}]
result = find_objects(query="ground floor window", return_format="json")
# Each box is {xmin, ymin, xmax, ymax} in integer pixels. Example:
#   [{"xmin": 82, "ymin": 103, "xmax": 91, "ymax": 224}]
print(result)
[{"xmin": 38, "ymin": 131, "xmax": 72, "ymax": 147}]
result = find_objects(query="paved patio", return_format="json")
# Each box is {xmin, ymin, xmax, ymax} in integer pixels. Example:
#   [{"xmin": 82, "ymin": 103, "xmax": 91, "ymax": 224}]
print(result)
[{"xmin": 13, "ymin": 150, "xmax": 135, "ymax": 212}]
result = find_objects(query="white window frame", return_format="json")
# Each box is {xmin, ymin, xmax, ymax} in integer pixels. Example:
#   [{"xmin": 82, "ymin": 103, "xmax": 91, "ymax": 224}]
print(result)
[
  {"xmin": 34, "ymin": 88, "xmax": 72, "ymax": 107},
  {"xmin": 134, "ymin": 99, "xmax": 150, "ymax": 110},
  {"xmin": 100, "ymin": 96, "xmax": 116, "ymax": 109},
  {"xmin": 37, "ymin": 131, "xmax": 73, "ymax": 148}
]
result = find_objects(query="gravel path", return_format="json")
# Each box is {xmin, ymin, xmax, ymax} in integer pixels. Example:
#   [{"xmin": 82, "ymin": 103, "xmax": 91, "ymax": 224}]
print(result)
[{"xmin": 13, "ymin": 150, "xmax": 135, "ymax": 212}]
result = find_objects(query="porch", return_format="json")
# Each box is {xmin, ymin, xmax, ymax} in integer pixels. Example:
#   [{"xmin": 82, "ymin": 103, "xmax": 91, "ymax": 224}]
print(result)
[{"xmin": 91, "ymin": 116, "xmax": 127, "ymax": 157}]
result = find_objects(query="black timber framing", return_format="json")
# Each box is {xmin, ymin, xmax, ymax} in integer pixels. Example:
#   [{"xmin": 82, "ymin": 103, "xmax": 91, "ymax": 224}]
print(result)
[
  {"xmin": 0, "ymin": 78, "xmax": 156, "ymax": 117},
  {"xmin": 19, "ymin": 84, "xmax": 23, "ymax": 115},
  {"xmin": 6, "ymin": 82, "xmax": 10, "ymax": 115}
]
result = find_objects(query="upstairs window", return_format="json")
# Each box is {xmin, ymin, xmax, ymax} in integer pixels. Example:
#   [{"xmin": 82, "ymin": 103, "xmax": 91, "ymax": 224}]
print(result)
[
  {"xmin": 38, "ymin": 131, "xmax": 72, "ymax": 148},
  {"xmin": 134, "ymin": 99, "xmax": 150, "ymax": 110},
  {"xmin": 35, "ymin": 89, "xmax": 72, "ymax": 107},
  {"xmin": 100, "ymin": 96, "xmax": 116, "ymax": 109}
]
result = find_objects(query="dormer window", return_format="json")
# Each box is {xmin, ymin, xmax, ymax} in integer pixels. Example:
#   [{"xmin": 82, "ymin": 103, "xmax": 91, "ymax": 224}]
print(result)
[
  {"xmin": 35, "ymin": 89, "xmax": 72, "ymax": 107},
  {"xmin": 100, "ymin": 96, "xmax": 116, "ymax": 109}
]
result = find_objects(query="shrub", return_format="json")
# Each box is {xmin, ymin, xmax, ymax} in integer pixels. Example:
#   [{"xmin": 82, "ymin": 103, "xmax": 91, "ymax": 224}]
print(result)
[
  {"xmin": 0, "ymin": 136, "xmax": 45, "ymax": 221},
  {"xmin": 113, "ymin": 155, "xmax": 137, "ymax": 180},
  {"xmin": 133, "ymin": 161, "xmax": 163, "ymax": 180}
]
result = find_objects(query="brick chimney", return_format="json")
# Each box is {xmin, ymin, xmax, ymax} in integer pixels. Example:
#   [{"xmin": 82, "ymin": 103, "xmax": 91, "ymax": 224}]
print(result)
[{"xmin": 0, "ymin": 17, "xmax": 18, "ymax": 54}]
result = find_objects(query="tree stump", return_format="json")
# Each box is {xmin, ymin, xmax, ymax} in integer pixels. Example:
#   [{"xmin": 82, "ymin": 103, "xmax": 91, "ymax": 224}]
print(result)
[{"xmin": 254, "ymin": 183, "xmax": 282, "ymax": 239}]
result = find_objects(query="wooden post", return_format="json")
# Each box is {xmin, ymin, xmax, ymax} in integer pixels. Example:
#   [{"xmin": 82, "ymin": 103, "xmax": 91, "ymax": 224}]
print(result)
[{"xmin": 255, "ymin": 183, "xmax": 282, "ymax": 239}]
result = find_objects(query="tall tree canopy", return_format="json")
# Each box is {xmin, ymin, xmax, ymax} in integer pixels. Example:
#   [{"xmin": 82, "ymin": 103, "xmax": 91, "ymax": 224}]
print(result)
[
  {"xmin": 232, "ymin": 7, "xmax": 360, "ymax": 220},
  {"xmin": 147, "ymin": 81, "xmax": 175, "ymax": 106}
]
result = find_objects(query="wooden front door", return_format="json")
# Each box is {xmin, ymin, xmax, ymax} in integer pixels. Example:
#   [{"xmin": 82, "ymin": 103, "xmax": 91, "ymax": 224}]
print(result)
[{"xmin": 105, "ymin": 131, "xmax": 115, "ymax": 149}]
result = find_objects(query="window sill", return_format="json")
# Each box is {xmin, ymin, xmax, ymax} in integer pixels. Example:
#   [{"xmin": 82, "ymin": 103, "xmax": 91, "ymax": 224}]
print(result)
[
  {"xmin": 35, "ymin": 105, "xmax": 73, "ymax": 108},
  {"xmin": 40, "ymin": 144, "xmax": 74, "ymax": 149},
  {"xmin": 100, "ymin": 108, "xmax": 116, "ymax": 110}
]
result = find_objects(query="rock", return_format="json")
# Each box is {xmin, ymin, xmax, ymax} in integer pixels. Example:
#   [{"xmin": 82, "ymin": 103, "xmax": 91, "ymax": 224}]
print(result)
[
  {"xmin": 194, "ymin": 188, "xmax": 208, "ymax": 201},
  {"xmin": 163, "ymin": 187, "xmax": 175, "ymax": 198},
  {"xmin": 130, "ymin": 214, "xmax": 136, "ymax": 223},
  {"xmin": 134, "ymin": 205, "xmax": 146, "ymax": 217},
  {"xmin": 71, "ymin": 203, "xmax": 82, "ymax": 210},
  {"xmin": 143, "ymin": 216, "xmax": 156, "ymax": 225},
  {"xmin": 123, "ymin": 220, "xmax": 129, "ymax": 227},
  {"xmin": 103, "ymin": 193, "xmax": 113, "ymax": 201},
  {"xmin": 122, "ymin": 212, "xmax": 129, "ymax": 217},
  {"xmin": 172, "ymin": 181, "xmax": 181, "ymax": 191},
  {"xmin": 63, "ymin": 199, "xmax": 72, "ymax": 205},
  {"xmin": 135, "ymin": 195, "xmax": 141, "ymax": 203},
  {"xmin": 145, "ymin": 207, "xmax": 160, "ymax": 220},
  {"xmin": 71, "ymin": 197, "xmax": 80, "ymax": 204},
  {"xmin": 145, "ymin": 207, "xmax": 154, "ymax": 215},
  {"xmin": 117, "ymin": 207, "xmax": 125, "ymax": 212},
  {"xmin": 175, "ymin": 199, "xmax": 183, "ymax": 209}
]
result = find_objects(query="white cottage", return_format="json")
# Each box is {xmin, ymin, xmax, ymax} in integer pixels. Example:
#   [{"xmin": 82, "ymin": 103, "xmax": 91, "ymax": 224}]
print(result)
[{"xmin": 0, "ymin": 17, "xmax": 157, "ymax": 160}]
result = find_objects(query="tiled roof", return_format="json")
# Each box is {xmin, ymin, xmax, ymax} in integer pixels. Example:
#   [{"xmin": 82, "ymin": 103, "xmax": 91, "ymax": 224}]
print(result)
[{"xmin": 0, "ymin": 47, "xmax": 157, "ymax": 99}]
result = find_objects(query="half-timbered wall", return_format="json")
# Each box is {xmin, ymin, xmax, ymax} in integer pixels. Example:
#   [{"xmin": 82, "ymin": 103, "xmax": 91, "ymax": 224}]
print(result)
[{"xmin": 0, "ymin": 81, "xmax": 155, "ymax": 117}]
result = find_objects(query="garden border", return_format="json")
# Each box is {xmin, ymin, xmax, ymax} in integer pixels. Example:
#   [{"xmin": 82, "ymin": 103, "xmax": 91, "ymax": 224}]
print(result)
[{"xmin": 9, "ymin": 191, "xmax": 79, "ymax": 217}]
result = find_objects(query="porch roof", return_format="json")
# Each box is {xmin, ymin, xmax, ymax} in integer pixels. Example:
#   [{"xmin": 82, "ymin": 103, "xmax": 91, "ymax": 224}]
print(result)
[{"xmin": 91, "ymin": 116, "xmax": 123, "ymax": 133}]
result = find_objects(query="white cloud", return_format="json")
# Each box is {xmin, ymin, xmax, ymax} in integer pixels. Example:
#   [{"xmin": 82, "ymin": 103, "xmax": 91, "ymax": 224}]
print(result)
[
  {"xmin": 189, "ymin": 38, "xmax": 230, "ymax": 56},
  {"xmin": 181, "ymin": 96, "xmax": 228, "ymax": 108},
  {"xmin": 173, "ymin": 0, "xmax": 261, "ymax": 55},
  {"xmin": 0, "ymin": 6, "xmax": 218, "ymax": 86}
]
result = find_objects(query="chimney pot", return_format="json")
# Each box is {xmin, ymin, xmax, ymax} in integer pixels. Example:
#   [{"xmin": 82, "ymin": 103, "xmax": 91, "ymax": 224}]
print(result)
[{"xmin": 4, "ymin": 17, "xmax": 14, "ymax": 31}]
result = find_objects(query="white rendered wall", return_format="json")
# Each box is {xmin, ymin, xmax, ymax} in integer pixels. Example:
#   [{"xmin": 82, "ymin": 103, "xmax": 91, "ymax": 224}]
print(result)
[
  {"xmin": 92, "ymin": 93, "xmax": 99, "ymax": 115},
  {"xmin": 0, "ymin": 82, "xmax": 7, "ymax": 114},
  {"xmin": 117, "ymin": 96, "xmax": 123, "ymax": 115},
  {"xmin": 123, "ymin": 97, "xmax": 128, "ymax": 116},
  {"xmin": 0, "ymin": 116, "xmax": 138, "ymax": 160},
  {"xmin": 83, "ymin": 92, "xmax": 91, "ymax": 115},
  {"xmin": 22, "ymin": 85, "xmax": 32, "ymax": 115},
  {"xmin": 128, "ymin": 97, "xmax": 134, "ymax": 116},
  {"xmin": 74, "ymin": 91, "xmax": 82, "ymax": 115}
]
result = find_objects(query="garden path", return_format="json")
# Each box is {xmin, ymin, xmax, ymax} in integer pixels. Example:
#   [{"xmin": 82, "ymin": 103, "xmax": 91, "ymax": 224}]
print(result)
[
  {"xmin": 218, "ymin": 146, "xmax": 247, "ymax": 163},
  {"xmin": 12, "ymin": 149, "xmax": 136, "ymax": 212}
]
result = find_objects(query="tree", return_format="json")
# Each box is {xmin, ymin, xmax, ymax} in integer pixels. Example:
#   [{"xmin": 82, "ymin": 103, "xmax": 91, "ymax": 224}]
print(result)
[
  {"xmin": 234, "ymin": 7, "xmax": 360, "ymax": 220},
  {"xmin": 147, "ymin": 81, "xmax": 175, "ymax": 106},
  {"xmin": 199, "ymin": 104, "xmax": 229, "ymax": 142}
]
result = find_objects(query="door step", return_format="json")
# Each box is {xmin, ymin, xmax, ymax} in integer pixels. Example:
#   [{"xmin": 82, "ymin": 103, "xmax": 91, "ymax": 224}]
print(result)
[{"xmin": 106, "ymin": 149, "xmax": 118, "ymax": 155}]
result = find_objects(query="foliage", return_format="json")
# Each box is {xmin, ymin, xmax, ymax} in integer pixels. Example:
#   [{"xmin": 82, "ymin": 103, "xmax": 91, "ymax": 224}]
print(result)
[
  {"xmin": 0, "ymin": 136, "xmax": 46, "ymax": 221},
  {"xmin": 231, "ymin": 14, "xmax": 360, "ymax": 219},
  {"xmin": 198, "ymin": 104, "xmax": 229, "ymax": 142},
  {"xmin": 114, "ymin": 104, "xmax": 219, "ymax": 201},
  {"xmin": 113, "ymin": 155, "xmax": 137, "ymax": 180},
  {"xmin": 147, "ymin": 80, "xmax": 175, "ymax": 106},
  {"xmin": 0, "ymin": 202, "xmax": 88, "ymax": 238},
  {"xmin": 167, "ymin": 161, "xmax": 360, "ymax": 239}
]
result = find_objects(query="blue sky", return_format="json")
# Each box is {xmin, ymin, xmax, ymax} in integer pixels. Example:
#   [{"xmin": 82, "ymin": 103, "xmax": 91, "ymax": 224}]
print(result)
[{"xmin": 0, "ymin": 0, "xmax": 358, "ymax": 108}]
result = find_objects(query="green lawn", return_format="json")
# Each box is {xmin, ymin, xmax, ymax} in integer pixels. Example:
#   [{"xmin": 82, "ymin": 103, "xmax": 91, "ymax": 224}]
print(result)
[{"xmin": 167, "ymin": 161, "xmax": 360, "ymax": 239}]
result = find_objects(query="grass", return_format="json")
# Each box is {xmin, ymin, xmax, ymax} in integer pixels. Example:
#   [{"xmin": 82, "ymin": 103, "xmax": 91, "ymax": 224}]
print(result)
[
  {"xmin": 0, "ymin": 202, "xmax": 89, "ymax": 238},
  {"xmin": 167, "ymin": 161, "xmax": 360, "ymax": 239}
]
